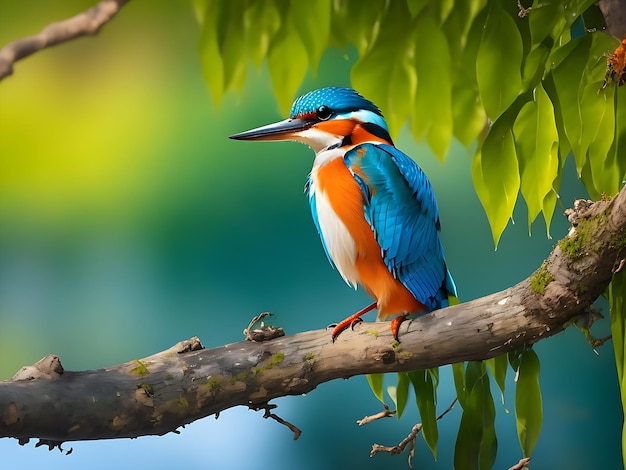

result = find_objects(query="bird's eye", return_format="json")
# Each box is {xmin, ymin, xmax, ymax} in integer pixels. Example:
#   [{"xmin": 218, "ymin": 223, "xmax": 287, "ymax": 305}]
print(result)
[{"xmin": 316, "ymin": 105, "xmax": 332, "ymax": 120}]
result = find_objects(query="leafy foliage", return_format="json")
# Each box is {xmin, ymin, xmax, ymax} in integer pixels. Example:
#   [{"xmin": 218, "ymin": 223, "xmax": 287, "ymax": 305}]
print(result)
[
  {"xmin": 514, "ymin": 349, "xmax": 543, "ymax": 457},
  {"xmin": 409, "ymin": 368, "xmax": 440, "ymax": 458},
  {"xmin": 192, "ymin": 0, "xmax": 625, "ymax": 467},
  {"xmin": 453, "ymin": 361, "xmax": 497, "ymax": 470},
  {"xmin": 194, "ymin": 0, "xmax": 625, "ymax": 246}
]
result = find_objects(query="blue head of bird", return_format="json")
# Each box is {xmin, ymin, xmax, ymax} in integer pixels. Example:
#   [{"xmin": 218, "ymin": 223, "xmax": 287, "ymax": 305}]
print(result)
[{"xmin": 229, "ymin": 87, "xmax": 393, "ymax": 153}]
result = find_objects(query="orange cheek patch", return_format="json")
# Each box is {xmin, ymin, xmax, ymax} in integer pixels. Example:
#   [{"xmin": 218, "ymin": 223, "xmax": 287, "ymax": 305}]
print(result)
[
  {"xmin": 352, "ymin": 124, "xmax": 392, "ymax": 145},
  {"xmin": 314, "ymin": 119, "xmax": 356, "ymax": 137}
]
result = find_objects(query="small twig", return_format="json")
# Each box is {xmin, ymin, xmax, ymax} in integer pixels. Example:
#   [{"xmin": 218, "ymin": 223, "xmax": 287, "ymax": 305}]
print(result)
[
  {"xmin": 509, "ymin": 457, "xmax": 531, "ymax": 470},
  {"xmin": 250, "ymin": 403, "xmax": 302, "ymax": 440},
  {"xmin": 566, "ymin": 307, "xmax": 613, "ymax": 352},
  {"xmin": 370, "ymin": 398, "xmax": 458, "ymax": 467},
  {"xmin": 590, "ymin": 334, "xmax": 612, "ymax": 349},
  {"xmin": 371, "ymin": 423, "xmax": 422, "ymax": 457},
  {"xmin": 0, "ymin": 0, "xmax": 130, "ymax": 81},
  {"xmin": 436, "ymin": 397, "xmax": 458, "ymax": 419},
  {"xmin": 517, "ymin": 0, "xmax": 532, "ymax": 17},
  {"xmin": 613, "ymin": 258, "xmax": 625, "ymax": 274},
  {"xmin": 357, "ymin": 404, "xmax": 397, "ymax": 426},
  {"xmin": 243, "ymin": 312, "xmax": 285, "ymax": 342}
]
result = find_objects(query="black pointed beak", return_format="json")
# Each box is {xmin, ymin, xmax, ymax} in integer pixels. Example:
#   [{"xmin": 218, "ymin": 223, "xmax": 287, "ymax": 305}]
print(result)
[{"xmin": 229, "ymin": 118, "xmax": 315, "ymax": 141}]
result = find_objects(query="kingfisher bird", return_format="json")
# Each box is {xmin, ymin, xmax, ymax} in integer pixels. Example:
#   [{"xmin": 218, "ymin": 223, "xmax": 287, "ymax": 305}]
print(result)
[{"xmin": 230, "ymin": 87, "xmax": 456, "ymax": 341}]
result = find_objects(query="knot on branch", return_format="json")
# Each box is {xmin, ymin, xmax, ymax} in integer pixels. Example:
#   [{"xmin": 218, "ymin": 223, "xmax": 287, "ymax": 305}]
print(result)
[
  {"xmin": 12, "ymin": 355, "xmax": 64, "ymax": 381},
  {"xmin": 564, "ymin": 198, "xmax": 594, "ymax": 226},
  {"xmin": 175, "ymin": 337, "xmax": 204, "ymax": 354},
  {"xmin": 372, "ymin": 348, "xmax": 396, "ymax": 364},
  {"xmin": 243, "ymin": 312, "xmax": 285, "ymax": 342}
]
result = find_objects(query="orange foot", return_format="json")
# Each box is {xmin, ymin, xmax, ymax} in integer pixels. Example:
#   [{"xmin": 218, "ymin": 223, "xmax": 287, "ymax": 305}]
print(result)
[
  {"xmin": 330, "ymin": 302, "xmax": 377, "ymax": 342},
  {"xmin": 390, "ymin": 314, "xmax": 409, "ymax": 342}
]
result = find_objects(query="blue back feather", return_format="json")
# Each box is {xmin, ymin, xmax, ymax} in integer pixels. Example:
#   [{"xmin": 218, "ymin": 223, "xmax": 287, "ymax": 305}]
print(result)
[{"xmin": 344, "ymin": 143, "xmax": 457, "ymax": 311}]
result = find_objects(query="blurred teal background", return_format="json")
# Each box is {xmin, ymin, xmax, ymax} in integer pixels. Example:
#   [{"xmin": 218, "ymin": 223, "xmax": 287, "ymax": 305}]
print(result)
[{"xmin": 0, "ymin": 1, "xmax": 621, "ymax": 469}]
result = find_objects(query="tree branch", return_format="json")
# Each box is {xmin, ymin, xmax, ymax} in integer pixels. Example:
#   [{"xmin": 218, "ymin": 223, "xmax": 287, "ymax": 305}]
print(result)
[
  {"xmin": 599, "ymin": 0, "xmax": 626, "ymax": 39},
  {"xmin": 1, "ymin": 185, "xmax": 625, "ymax": 445},
  {"xmin": 0, "ymin": 0, "xmax": 130, "ymax": 81}
]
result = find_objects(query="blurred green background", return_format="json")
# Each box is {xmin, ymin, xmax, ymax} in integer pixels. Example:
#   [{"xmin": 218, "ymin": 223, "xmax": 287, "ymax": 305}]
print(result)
[{"xmin": 0, "ymin": 1, "xmax": 621, "ymax": 469}]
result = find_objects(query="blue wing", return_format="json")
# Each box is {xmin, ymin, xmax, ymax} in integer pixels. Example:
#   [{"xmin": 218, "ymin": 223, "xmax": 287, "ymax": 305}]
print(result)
[{"xmin": 344, "ymin": 143, "xmax": 456, "ymax": 311}]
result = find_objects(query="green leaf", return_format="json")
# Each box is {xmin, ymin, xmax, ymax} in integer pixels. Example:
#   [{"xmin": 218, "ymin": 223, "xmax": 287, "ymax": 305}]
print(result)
[
  {"xmin": 609, "ymin": 271, "xmax": 626, "ymax": 388},
  {"xmin": 540, "ymin": 183, "xmax": 560, "ymax": 239},
  {"xmin": 608, "ymin": 85, "xmax": 626, "ymax": 190},
  {"xmin": 508, "ymin": 348, "xmax": 523, "ymax": 372},
  {"xmin": 609, "ymin": 272, "xmax": 626, "ymax": 470},
  {"xmin": 551, "ymin": 35, "xmax": 591, "ymax": 172},
  {"xmin": 576, "ymin": 0, "xmax": 600, "ymax": 14},
  {"xmin": 476, "ymin": 6, "xmax": 523, "ymax": 120},
  {"xmin": 198, "ymin": 1, "xmax": 225, "ymax": 105},
  {"xmin": 578, "ymin": 34, "xmax": 621, "ymax": 197},
  {"xmin": 453, "ymin": 362, "xmax": 497, "ymax": 470},
  {"xmin": 479, "ymin": 376, "xmax": 497, "ymax": 470},
  {"xmin": 268, "ymin": 21, "xmax": 309, "ymax": 115},
  {"xmin": 529, "ymin": 0, "xmax": 596, "ymax": 45},
  {"xmin": 221, "ymin": 3, "xmax": 247, "ymax": 93},
  {"xmin": 411, "ymin": 12, "xmax": 453, "ymax": 160},
  {"xmin": 396, "ymin": 372, "xmax": 411, "ymax": 419},
  {"xmin": 431, "ymin": 0, "xmax": 454, "ymax": 23},
  {"xmin": 515, "ymin": 349, "xmax": 543, "ymax": 457},
  {"xmin": 409, "ymin": 369, "xmax": 439, "ymax": 459},
  {"xmin": 244, "ymin": 0, "xmax": 282, "ymax": 68},
  {"xmin": 464, "ymin": 361, "xmax": 484, "ymax": 397},
  {"xmin": 513, "ymin": 82, "xmax": 559, "ymax": 231},
  {"xmin": 441, "ymin": 0, "xmax": 486, "ymax": 52},
  {"xmin": 522, "ymin": 44, "xmax": 550, "ymax": 92},
  {"xmin": 580, "ymin": 81, "xmax": 617, "ymax": 196},
  {"xmin": 366, "ymin": 373, "xmax": 385, "ymax": 404},
  {"xmin": 191, "ymin": 0, "xmax": 209, "ymax": 24},
  {"xmin": 528, "ymin": 0, "xmax": 567, "ymax": 45},
  {"xmin": 351, "ymin": 1, "xmax": 416, "ymax": 135},
  {"xmin": 448, "ymin": 9, "xmax": 488, "ymax": 147},
  {"xmin": 541, "ymin": 74, "xmax": 570, "ymax": 237},
  {"xmin": 290, "ymin": 0, "xmax": 331, "ymax": 72},
  {"xmin": 472, "ymin": 115, "xmax": 521, "ymax": 247},
  {"xmin": 330, "ymin": 0, "xmax": 385, "ymax": 55},
  {"xmin": 406, "ymin": 0, "xmax": 431, "ymax": 17},
  {"xmin": 454, "ymin": 391, "xmax": 482, "ymax": 470},
  {"xmin": 452, "ymin": 362, "xmax": 467, "ymax": 408},
  {"xmin": 486, "ymin": 354, "xmax": 508, "ymax": 406}
]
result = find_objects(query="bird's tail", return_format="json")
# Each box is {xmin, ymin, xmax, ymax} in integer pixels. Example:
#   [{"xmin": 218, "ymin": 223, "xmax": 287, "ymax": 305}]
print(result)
[
  {"xmin": 445, "ymin": 269, "xmax": 458, "ymax": 303},
  {"xmin": 436, "ymin": 268, "xmax": 458, "ymax": 309}
]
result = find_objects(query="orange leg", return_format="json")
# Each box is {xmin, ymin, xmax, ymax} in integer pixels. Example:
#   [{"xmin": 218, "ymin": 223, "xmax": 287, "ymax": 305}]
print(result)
[
  {"xmin": 390, "ymin": 314, "xmax": 409, "ymax": 342},
  {"xmin": 331, "ymin": 302, "xmax": 377, "ymax": 342}
]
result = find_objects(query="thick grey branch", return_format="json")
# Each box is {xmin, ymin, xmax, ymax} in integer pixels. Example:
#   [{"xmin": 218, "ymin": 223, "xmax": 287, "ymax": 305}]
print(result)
[
  {"xmin": 599, "ymin": 0, "xmax": 626, "ymax": 39},
  {"xmin": 1, "ymin": 185, "xmax": 625, "ymax": 444},
  {"xmin": 0, "ymin": 0, "xmax": 130, "ymax": 81}
]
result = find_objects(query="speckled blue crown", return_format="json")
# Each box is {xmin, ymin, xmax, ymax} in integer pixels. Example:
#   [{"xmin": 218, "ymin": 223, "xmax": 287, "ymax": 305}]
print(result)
[{"xmin": 290, "ymin": 87, "xmax": 383, "ymax": 119}]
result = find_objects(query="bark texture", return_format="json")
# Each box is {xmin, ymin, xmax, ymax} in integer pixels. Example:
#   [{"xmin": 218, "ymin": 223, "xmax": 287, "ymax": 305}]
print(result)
[
  {"xmin": 1, "ymin": 186, "xmax": 625, "ymax": 445},
  {"xmin": 599, "ymin": 0, "xmax": 626, "ymax": 39}
]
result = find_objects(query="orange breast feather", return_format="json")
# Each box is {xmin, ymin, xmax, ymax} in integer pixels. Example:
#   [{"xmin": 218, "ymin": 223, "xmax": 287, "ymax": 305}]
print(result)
[{"xmin": 315, "ymin": 157, "xmax": 426, "ymax": 320}]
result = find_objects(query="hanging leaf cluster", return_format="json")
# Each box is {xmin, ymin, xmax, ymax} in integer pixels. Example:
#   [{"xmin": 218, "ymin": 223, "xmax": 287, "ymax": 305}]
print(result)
[
  {"xmin": 193, "ymin": 0, "xmax": 625, "ymax": 246},
  {"xmin": 368, "ymin": 350, "xmax": 542, "ymax": 468}
]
